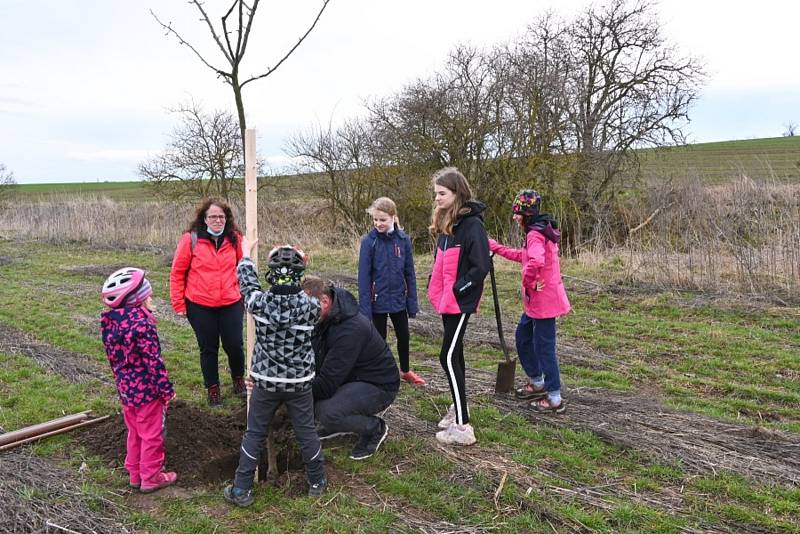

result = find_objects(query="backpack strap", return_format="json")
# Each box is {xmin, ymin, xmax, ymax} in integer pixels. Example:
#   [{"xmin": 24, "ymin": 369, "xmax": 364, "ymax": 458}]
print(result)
[{"xmin": 184, "ymin": 231, "xmax": 197, "ymax": 283}]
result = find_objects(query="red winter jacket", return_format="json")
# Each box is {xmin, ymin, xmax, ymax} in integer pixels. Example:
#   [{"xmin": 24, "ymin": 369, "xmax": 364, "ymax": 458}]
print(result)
[{"xmin": 169, "ymin": 231, "xmax": 243, "ymax": 314}]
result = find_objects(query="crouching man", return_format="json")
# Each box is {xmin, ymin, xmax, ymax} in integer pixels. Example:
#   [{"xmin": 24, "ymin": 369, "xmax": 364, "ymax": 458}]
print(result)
[{"xmin": 301, "ymin": 276, "xmax": 399, "ymax": 460}]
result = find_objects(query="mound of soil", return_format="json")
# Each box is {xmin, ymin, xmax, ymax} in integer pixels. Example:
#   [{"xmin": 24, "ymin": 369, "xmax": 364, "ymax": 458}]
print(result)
[
  {"xmin": 79, "ymin": 400, "xmax": 245, "ymax": 487},
  {"xmin": 79, "ymin": 399, "xmax": 307, "ymax": 488}
]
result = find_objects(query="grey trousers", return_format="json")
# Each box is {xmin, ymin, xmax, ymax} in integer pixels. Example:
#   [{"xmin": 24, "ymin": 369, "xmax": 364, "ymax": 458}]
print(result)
[{"xmin": 234, "ymin": 386, "xmax": 325, "ymax": 490}]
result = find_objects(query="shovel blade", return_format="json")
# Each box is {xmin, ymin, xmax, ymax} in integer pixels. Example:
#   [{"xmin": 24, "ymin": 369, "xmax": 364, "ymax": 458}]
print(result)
[{"xmin": 494, "ymin": 358, "xmax": 517, "ymax": 394}]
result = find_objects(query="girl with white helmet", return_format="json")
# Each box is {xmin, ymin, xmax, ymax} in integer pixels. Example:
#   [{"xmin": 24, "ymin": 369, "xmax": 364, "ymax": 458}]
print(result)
[{"xmin": 101, "ymin": 267, "xmax": 177, "ymax": 493}]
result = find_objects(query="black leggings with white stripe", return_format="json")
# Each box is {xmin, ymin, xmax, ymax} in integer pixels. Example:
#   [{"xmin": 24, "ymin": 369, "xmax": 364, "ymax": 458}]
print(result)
[{"xmin": 439, "ymin": 313, "xmax": 471, "ymax": 425}]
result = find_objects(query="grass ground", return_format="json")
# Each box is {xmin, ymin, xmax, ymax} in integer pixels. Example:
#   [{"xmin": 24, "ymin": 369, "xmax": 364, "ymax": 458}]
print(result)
[{"xmin": 0, "ymin": 238, "xmax": 798, "ymax": 532}]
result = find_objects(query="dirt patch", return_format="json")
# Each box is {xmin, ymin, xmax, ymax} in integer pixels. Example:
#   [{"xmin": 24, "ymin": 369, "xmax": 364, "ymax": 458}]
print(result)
[
  {"xmin": 0, "ymin": 322, "xmax": 107, "ymax": 383},
  {"xmin": 0, "ymin": 448, "xmax": 132, "ymax": 533},
  {"xmin": 78, "ymin": 400, "xmax": 246, "ymax": 488},
  {"xmin": 62, "ymin": 264, "xmax": 130, "ymax": 278}
]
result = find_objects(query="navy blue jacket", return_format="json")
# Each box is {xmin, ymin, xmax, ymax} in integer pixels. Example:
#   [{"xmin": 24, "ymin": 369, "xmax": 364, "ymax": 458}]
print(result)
[{"xmin": 357, "ymin": 226, "xmax": 419, "ymax": 316}]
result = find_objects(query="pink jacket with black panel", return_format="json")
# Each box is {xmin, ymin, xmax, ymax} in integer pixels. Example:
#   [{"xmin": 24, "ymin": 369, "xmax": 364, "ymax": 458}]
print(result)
[{"xmin": 427, "ymin": 201, "xmax": 491, "ymax": 315}]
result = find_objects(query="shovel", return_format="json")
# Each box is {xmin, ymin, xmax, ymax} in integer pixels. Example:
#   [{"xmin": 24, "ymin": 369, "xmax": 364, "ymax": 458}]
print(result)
[{"xmin": 489, "ymin": 255, "xmax": 517, "ymax": 394}]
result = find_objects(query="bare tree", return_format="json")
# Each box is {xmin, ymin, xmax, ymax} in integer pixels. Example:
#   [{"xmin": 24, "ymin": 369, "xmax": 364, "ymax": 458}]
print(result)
[
  {"xmin": 151, "ymin": 0, "xmax": 332, "ymax": 157},
  {"xmin": 138, "ymin": 102, "xmax": 248, "ymax": 202},
  {"xmin": 285, "ymin": 117, "xmax": 399, "ymax": 231},
  {"xmin": 560, "ymin": 0, "xmax": 705, "ymax": 227},
  {"xmin": 0, "ymin": 163, "xmax": 17, "ymax": 202},
  {"xmin": 289, "ymin": 0, "xmax": 704, "ymax": 250},
  {"xmin": 783, "ymin": 122, "xmax": 797, "ymax": 137}
]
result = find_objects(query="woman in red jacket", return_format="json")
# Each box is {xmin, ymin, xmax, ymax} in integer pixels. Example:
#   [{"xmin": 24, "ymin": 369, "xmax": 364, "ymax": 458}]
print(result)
[{"xmin": 170, "ymin": 199, "xmax": 245, "ymax": 405}]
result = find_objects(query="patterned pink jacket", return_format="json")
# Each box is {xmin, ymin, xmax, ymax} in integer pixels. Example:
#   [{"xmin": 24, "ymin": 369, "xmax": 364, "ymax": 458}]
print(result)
[{"xmin": 101, "ymin": 307, "xmax": 174, "ymax": 407}]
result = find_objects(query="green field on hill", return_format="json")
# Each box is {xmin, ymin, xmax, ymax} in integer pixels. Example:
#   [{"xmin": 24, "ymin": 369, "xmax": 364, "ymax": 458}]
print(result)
[
  {"xmin": 14, "ymin": 180, "xmax": 151, "ymax": 201},
  {"xmin": 13, "ymin": 136, "xmax": 800, "ymax": 196},
  {"xmin": 638, "ymin": 136, "xmax": 800, "ymax": 183}
]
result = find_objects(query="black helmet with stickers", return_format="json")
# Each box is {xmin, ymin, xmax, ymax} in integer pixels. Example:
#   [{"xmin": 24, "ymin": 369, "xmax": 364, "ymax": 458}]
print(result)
[{"xmin": 266, "ymin": 245, "xmax": 308, "ymax": 285}]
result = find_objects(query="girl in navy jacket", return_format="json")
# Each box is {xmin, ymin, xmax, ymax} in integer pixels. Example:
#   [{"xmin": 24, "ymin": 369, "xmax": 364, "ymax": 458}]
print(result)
[{"xmin": 358, "ymin": 197, "xmax": 425, "ymax": 386}]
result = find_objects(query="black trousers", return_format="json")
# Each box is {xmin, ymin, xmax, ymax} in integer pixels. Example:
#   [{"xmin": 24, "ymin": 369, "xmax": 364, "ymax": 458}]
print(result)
[
  {"xmin": 439, "ymin": 313, "xmax": 471, "ymax": 425},
  {"xmin": 315, "ymin": 381, "xmax": 397, "ymax": 439},
  {"xmin": 372, "ymin": 311, "xmax": 411, "ymax": 372},
  {"xmin": 185, "ymin": 299, "xmax": 246, "ymax": 388}
]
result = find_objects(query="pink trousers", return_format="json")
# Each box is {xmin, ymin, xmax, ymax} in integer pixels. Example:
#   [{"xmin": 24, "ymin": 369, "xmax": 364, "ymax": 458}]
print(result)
[{"xmin": 122, "ymin": 399, "xmax": 166, "ymax": 484}]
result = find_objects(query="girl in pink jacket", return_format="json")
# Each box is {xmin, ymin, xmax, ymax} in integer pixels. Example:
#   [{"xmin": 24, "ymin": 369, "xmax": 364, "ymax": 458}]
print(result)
[
  {"xmin": 489, "ymin": 190, "xmax": 571, "ymax": 413},
  {"xmin": 101, "ymin": 268, "xmax": 177, "ymax": 492}
]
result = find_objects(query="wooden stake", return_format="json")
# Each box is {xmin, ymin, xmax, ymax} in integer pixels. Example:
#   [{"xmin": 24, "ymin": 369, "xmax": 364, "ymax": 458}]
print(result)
[
  {"xmin": 244, "ymin": 128, "xmax": 258, "ymax": 379},
  {"xmin": 244, "ymin": 128, "xmax": 258, "ymax": 480},
  {"xmin": 0, "ymin": 416, "xmax": 109, "ymax": 451},
  {"xmin": 0, "ymin": 412, "xmax": 90, "ymax": 447}
]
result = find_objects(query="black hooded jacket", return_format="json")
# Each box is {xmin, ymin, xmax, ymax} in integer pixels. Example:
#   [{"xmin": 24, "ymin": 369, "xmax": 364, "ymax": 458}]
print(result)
[{"xmin": 311, "ymin": 287, "xmax": 400, "ymax": 400}]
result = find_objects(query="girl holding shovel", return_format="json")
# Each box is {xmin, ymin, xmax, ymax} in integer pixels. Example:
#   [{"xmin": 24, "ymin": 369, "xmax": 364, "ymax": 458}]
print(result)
[{"xmin": 489, "ymin": 190, "xmax": 571, "ymax": 413}]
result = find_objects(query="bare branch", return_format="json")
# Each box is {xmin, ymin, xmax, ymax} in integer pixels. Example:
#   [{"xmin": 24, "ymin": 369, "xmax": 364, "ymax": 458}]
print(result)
[
  {"xmin": 241, "ymin": 0, "xmax": 330, "ymax": 88},
  {"xmin": 150, "ymin": 9, "xmax": 230, "ymax": 79},
  {"xmin": 188, "ymin": 0, "xmax": 234, "ymax": 65}
]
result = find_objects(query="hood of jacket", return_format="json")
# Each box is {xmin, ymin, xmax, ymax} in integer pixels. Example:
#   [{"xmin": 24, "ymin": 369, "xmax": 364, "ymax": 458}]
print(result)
[
  {"xmin": 455, "ymin": 200, "xmax": 486, "ymax": 226},
  {"xmin": 326, "ymin": 286, "xmax": 360, "ymax": 325},
  {"xmin": 369, "ymin": 225, "xmax": 409, "ymax": 242},
  {"xmin": 102, "ymin": 306, "xmax": 154, "ymax": 334},
  {"xmin": 527, "ymin": 213, "xmax": 561, "ymax": 244}
]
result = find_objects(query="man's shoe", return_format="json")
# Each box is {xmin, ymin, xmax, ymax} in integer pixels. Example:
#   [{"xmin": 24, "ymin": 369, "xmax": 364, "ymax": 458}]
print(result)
[
  {"xmin": 437, "ymin": 404, "xmax": 456, "ymax": 429},
  {"xmin": 232, "ymin": 376, "xmax": 247, "ymax": 399},
  {"xmin": 400, "ymin": 370, "xmax": 427, "ymax": 386},
  {"xmin": 140, "ymin": 471, "xmax": 178, "ymax": 493},
  {"xmin": 435, "ymin": 423, "xmax": 476, "ymax": 446},
  {"xmin": 308, "ymin": 477, "xmax": 328, "ymax": 497},
  {"xmin": 207, "ymin": 384, "xmax": 222, "ymax": 406},
  {"xmin": 223, "ymin": 485, "xmax": 254, "ymax": 507},
  {"xmin": 349, "ymin": 418, "xmax": 388, "ymax": 460}
]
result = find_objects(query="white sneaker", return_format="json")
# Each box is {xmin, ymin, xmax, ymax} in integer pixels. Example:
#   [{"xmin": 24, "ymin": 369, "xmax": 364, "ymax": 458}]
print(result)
[
  {"xmin": 437, "ymin": 404, "xmax": 456, "ymax": 429},
  {"xmin": 435, "ymin": 423, "xmax": 476, "ymax": 446}
]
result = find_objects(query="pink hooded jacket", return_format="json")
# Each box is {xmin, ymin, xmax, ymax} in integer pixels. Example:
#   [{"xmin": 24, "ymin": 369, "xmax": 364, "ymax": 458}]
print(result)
[{"xmin": 489, "ymin": 229, "xmax": 570, "ymax": 319}]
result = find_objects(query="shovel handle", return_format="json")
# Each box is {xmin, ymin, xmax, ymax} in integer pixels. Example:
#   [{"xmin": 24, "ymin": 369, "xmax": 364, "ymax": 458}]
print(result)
[{"xmin": 489, "ymin": 256, "xmax": 512, "ymax": 363}]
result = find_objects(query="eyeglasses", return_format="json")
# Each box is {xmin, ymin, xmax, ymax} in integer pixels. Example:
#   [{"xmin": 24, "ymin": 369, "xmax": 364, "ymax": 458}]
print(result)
[{"xmin": 206, "ymin": 214, "xmax": 226, "ymax": 221}]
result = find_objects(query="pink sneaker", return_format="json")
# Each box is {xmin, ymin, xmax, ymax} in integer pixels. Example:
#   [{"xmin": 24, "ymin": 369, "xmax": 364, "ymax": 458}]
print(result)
[
  {"xmin": 400, "ymin": 370, "xmax": 427, "ymax": 386},
  {"xmin": 140, "ymin": 471, "xmax": 178, "ymax": 493}
]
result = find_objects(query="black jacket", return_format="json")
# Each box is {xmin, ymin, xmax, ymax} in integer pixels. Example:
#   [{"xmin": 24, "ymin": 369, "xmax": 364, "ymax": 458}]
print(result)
[{"xmin": 311, "ymin": 287, "xmax": 400, "ymax": 400}]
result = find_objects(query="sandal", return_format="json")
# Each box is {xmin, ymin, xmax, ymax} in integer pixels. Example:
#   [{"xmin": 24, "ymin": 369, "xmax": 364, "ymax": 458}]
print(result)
[
  {"xmin": 531, "ymin": 397, "xmax": 566, "ymax": 414},
  {"xmin": 514, "ymin": 383, "xmax": 547, "ymax": 400}
]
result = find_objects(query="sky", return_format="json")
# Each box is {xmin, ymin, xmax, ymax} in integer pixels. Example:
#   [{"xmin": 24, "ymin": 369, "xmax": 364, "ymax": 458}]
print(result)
[{"xmin": 1, "ymin": 0, "xmax": 798, "ymax": 184}]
